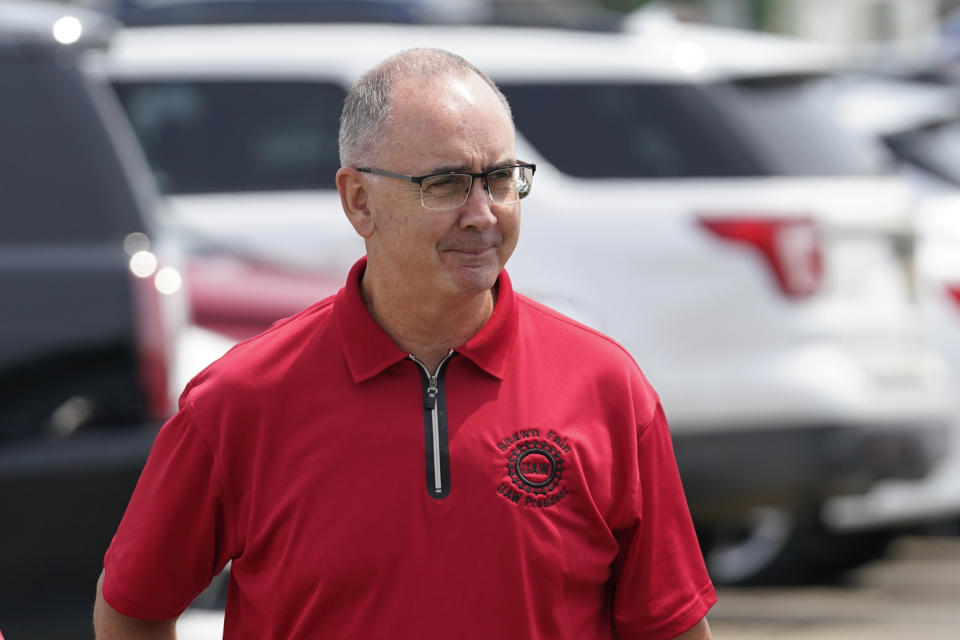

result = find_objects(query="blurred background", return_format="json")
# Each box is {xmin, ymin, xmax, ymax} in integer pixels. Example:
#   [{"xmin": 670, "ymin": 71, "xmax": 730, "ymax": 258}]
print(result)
[{"xmin": 4, "ymin": 0, "xmax": 960, "ymax": 637}]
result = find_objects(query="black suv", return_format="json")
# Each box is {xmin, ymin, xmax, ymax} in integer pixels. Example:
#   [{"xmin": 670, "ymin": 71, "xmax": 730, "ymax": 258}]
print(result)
[{"xmin": 0, "ymin": 2, "xmax": 183, "ymax": 633}]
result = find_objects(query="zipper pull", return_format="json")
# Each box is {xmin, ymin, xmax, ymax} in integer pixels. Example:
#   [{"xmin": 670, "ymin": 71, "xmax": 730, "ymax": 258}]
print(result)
[{"xmin": 425, "ymin": 378, "xmax": 439, "ymax": 410}]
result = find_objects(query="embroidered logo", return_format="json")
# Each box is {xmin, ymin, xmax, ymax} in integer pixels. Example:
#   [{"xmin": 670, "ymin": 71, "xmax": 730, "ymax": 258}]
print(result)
[{"xmin": 495, "ymin": 429, "xmax": 569, "ymax": 508}]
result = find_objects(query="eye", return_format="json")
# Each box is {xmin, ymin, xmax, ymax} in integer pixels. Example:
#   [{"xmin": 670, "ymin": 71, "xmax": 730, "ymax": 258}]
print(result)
[
  {"xmin": 487, "ymin": 169, "xmax": 514, "ymax": 184},
  {"xmin": 423, "ymin": 174, "xmax": 470, "ymax": 194}
]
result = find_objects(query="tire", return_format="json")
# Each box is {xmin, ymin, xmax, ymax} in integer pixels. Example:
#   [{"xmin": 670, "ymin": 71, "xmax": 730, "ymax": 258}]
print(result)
[{"xmin": 699, "ymin": 506, "xmax": 896, "ymax": 586}]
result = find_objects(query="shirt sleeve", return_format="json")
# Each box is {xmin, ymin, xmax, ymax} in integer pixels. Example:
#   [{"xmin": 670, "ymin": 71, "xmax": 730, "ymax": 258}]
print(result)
[
  {"xmin": 102, "ymin": 403, "xmax": 235, "ymax": 620},
  {"xmin": 611, "ymin": 403, "xmax": 717, "ymax": 640}
]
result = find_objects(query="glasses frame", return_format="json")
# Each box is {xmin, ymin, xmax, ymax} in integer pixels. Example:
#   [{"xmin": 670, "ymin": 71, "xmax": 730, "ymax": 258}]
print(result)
[{"xmin": 357, "ymin": 163, "xmax": 536, "ymax": 210}]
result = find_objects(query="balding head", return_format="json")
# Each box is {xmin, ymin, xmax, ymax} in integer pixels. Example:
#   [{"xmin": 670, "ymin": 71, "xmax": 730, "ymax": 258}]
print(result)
[{"xmin": 338, "ymin": 48, "xmax": 512, "ymax": 168}]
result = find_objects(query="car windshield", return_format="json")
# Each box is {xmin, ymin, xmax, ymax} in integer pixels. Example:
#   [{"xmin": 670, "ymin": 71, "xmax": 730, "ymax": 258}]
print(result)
[
  {"xmin": 500, "ymin": 75, "xmax": 893, "ymax": 178},
  {"xmin": 111, "ymin": 80, "xmax": 345, "ymax": 194},
  {"xmin": 2, "ymin": 60, "xmax": 146, "ymax": 241}
]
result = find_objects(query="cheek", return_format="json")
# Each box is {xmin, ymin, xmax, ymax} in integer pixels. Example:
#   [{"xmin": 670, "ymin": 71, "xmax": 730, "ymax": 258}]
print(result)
[
  {"xmin": 381, "ymin": 210, "xmax": 448, "ymax": 256},
  {"xmin": 375, "ymin": 194, "xmax": 425, "ymax": 238},
  {"xmin": 500, "ymin": 208, "xmax": 522, "ymax": 248}
]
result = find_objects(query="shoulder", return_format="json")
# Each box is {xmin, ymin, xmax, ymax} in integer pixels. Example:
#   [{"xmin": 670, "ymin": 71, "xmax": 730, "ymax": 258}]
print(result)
[
  {"xmin": 513, "ymin": 293, "xmax": 659, "ymax": 422},
  {"xmin": 181, "ymin": 293, "xmax": 339, "ymax": 407},
  {"xmin": 515, "ymin": 293, "xmax": 636, "ymax": 363}
]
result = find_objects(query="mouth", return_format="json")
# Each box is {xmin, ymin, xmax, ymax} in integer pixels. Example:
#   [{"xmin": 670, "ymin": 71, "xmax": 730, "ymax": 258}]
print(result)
[
  {"xmin": 448, "ymin": 246, "xmax": 494, "ymax": 255},
  {"xmin": 442, "ymin": 243, "xmax": 498, "ymax": 257}
]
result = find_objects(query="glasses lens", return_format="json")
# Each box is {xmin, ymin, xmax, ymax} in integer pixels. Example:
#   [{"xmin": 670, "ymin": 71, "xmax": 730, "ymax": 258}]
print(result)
[
  {"xmin": 421, "ymin": 174, "xmax": 472, "ymax": 210},
  {"xmin": 516, "ymin": 165, "xmax": 533, "ymax": 200},
  {"xmin": 485, "ymin": 167, "xmax": 520, "ymax": 204},
  {"xmin": 418, "ymin": 165, "xmax": 534, "ymax": 210}
]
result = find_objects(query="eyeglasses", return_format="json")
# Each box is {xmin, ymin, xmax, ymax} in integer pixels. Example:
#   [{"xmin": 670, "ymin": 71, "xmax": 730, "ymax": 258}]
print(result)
[{"xmin": 357, "ymin": 163, "xmax": 536, "ymax": 211}]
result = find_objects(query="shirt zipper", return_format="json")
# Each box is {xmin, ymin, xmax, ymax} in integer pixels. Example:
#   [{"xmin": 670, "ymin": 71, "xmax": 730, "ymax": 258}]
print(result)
[{"xmin": 409, "ymin": 350, "xmax": 455, "ymax": 499}]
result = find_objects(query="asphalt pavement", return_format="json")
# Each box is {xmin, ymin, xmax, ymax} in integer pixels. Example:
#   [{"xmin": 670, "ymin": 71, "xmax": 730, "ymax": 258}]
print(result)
[
  {"xmin": 710, "ymin": 535, "xmax": 960, "ymax": 639},
  {"xmin": 4, "ymin": 535, "xmax": 959, "ymax": 639}
]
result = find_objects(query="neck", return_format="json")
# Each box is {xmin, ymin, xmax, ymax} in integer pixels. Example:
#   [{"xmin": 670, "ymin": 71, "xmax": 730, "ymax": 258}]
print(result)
[{"xmin": 361, "ymin": 271, "xmax": 497, "ymax": 371}]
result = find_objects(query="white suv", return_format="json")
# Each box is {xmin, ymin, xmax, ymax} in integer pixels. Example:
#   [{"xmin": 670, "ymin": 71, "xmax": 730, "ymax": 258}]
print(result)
[
  {"xmin": 92, "ymin": 20, "xmax": 956, "ymax": 585},
  {"xmin": 820, "ymin": 74, "xmax": 960, "ymax": 536}
]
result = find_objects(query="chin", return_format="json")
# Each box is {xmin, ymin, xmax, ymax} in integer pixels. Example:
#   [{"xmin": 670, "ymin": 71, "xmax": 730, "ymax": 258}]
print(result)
[{"xmin": 447, "ymin": 264, "xmax": 501, "ymax": 296}]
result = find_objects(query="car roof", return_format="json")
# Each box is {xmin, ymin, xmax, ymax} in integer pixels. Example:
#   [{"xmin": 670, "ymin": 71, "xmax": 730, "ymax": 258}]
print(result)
[
  {"xmin": 98, "ymin": 21, "xmax": 847, "ymax": 84},
  {"xmin": 832, "ymin": 74, "xmax": 960, "ymax": 136},
  {"xmin": 111, "ymin": 0, "xmax": 625, "ymax": 30},
  {"xmin": 0, "ymin": 0, "xmax": 118, "ymax": 51}
]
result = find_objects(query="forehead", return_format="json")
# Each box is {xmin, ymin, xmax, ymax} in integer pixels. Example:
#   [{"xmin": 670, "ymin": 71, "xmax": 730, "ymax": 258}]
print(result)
[
  {"xmin": 382, "ymin": 72, "xmax": 515, "ymax": 169},
  {"xmin": 390, "ymin": 71, "xmax": 505, "ymax": 120}
]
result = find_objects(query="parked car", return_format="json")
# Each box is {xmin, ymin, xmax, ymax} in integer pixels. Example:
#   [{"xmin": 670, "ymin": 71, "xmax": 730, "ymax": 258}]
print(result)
[
  {"xmin": 0, "ymin": 1, "xmax": 188, "ymax": 629},
  {"xmin": 819, "ymin": 73, "xmax": 960, "ymax": 535},
  {"xmin": 92, "ymin": 20, "xmax": 957, "ymax": 586}
]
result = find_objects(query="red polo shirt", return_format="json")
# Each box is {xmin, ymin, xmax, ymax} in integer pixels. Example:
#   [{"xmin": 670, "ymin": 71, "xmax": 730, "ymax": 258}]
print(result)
[{"xmin": 103, "ymin": 257, "xmax": 715, "ymax": 639}]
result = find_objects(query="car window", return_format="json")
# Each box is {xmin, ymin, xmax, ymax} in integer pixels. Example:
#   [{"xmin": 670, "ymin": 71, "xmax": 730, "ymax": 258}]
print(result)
[
  {"xmin": 721, "ymin": 74, "xmax": 892, "ymax": 176},
  {"xmin": 111, "ymin": 80, "xmax": 345, "ymax": 193},
  {"xmin": 0, "ymin": 60, "xmax": 145, "ymax": 242},
  {"xmin": 885, "ymin": 120, "xmax": 960, "ymax": 186},
  {"xmin": 500, "ymin": 77, "xmax": 891, "ymax": 178},
  {"xmin": 501, "ymin": 81, "xmax": 763, "ymax": 178}
]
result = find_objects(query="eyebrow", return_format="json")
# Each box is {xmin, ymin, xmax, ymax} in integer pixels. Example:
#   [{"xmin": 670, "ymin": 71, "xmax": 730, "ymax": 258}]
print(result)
[{"xmin": 426, "ymin": 160, "xmax": 518, "ymax": 176}]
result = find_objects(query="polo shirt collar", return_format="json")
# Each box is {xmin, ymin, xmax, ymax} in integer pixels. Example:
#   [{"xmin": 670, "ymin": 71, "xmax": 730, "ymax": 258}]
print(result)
[{"xmin": 335, "ymin": 256, "xmax": 518, "ymax": 383}]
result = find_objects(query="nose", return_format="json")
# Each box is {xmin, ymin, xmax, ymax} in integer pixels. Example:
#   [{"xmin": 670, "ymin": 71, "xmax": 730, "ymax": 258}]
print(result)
[{"xmin": 458, "ymin": 175, "xmax": 498, "ymax": 230}]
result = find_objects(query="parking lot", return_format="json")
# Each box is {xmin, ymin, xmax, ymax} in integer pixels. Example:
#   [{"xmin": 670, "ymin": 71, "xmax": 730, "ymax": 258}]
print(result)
[
  {"xmin": 5, "ymin": 2, "xmax": 960, "ymax": 639},
  {"xmin": 1, "ymin": 535, "xmax": 955, "ymax": 640},
  {"xmin": 710, "ymin": 535, "xmax": 960, "ymax": 639}
]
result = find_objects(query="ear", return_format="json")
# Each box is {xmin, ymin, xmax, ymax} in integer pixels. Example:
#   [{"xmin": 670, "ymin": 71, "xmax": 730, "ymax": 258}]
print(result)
[{"xmin": 336, "ymin": 167, "xmax": 375, "ymax": 238}]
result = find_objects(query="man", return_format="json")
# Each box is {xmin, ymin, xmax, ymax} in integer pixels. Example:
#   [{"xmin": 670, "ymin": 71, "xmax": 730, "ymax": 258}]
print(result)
[{"xmin": 94, "ymin": 48, "xmax": 716, "ymax": 639}]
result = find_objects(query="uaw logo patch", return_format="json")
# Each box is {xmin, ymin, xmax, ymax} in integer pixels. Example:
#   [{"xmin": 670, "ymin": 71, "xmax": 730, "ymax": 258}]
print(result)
[{"xmin": 495, "ymin": 429, "xmax": 569, "ymax": 508}]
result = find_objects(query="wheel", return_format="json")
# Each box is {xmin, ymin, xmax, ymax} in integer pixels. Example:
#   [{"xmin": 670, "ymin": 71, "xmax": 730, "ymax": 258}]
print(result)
[
  {"xmin": 700, "ymin": 506, "xmax": 800, "ymax": 586},
  {"xmin": 699, "ymin": 507, "xmax": 895, "ymax": 586}
]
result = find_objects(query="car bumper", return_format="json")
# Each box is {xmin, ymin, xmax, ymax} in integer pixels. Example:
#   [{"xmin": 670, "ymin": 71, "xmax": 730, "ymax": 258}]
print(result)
[
  {"xmin": 822, "ymin": 418, "xmax": 960, "ymax": 532},
  {"xmin": 0, "ymin": 426, "xmax": 158, "ymax": 607},
  {"xmin": 674, "ymin": 420, "xmax": 951, "ymax": 526}
]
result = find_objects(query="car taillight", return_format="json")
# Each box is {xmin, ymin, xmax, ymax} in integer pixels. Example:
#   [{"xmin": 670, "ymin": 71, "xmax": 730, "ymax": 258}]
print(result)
[
  {"xmin": 699, "ymin": 216, "xmax": 823, "ymax": 298},
  {"xmin": 126, "ymin": 234, "xmax": 183, "ymax": 421},
  {"xmin": 129, "ymin": 266, "xmax": 170, "ymax": 419},
  {"xmin": 948, "ymin": 285, "xmax": 960, "ymax": 309}
]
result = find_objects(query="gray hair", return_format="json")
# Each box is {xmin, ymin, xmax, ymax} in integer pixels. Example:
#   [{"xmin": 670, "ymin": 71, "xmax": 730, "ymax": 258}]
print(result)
[{"xmin": 338, "ymin": 48, "xmax": 513, "ymax": 167}]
